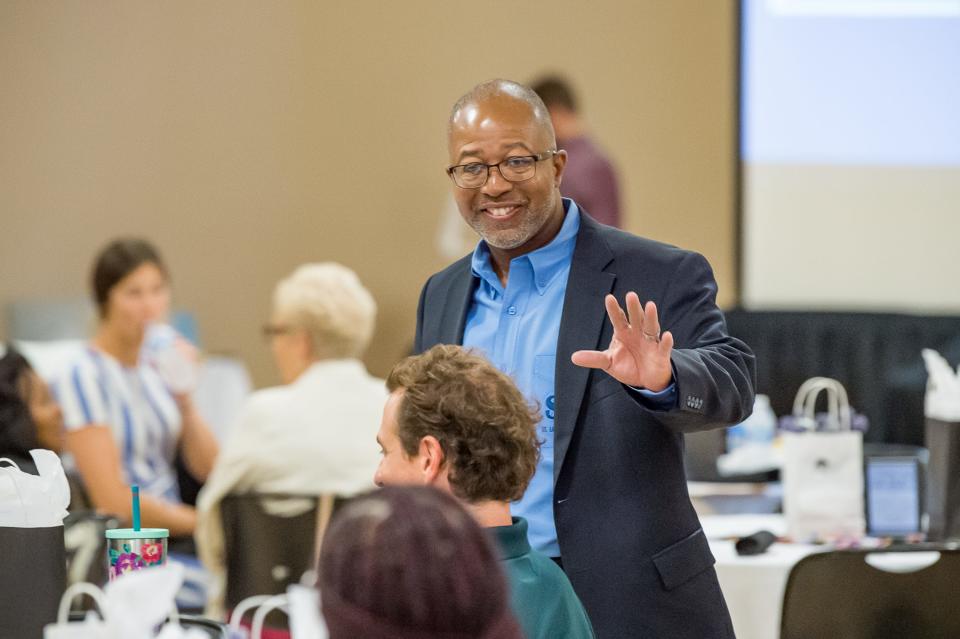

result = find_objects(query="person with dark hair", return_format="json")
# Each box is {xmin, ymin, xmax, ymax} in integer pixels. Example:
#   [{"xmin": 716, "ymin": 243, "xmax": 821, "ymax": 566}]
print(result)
[
  {"xmin": 0, "ymin": 348, "xmax": 65, "ymax": 472},
  {"xmin": 417, "ymin": 79, "xmax": 755, "ymax": 638},
  {"xmin": 530, "ymin": 74, "xmax": 622, "ymax": 228},
  {"xmin": 56, "ymin": 238, "xmax": 218, "ymax": 537},
  {"xmin": 374, "ymin": 344, "xmax": 594, "ymax": 639},
  {"xmin": 0, "ymin": 347, "xmax": 91, "ymax": 509},
  {"xmin": 318, "ymin": 485, "xmax": 524, "ymax": 639}
]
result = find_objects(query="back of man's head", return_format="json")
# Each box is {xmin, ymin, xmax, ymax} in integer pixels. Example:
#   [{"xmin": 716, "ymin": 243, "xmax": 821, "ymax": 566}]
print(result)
[
  {"xmin": 386, "ymin": 345, "xmax": 540, "ymax": 504},
  {"xmin": 530, "ymin": 75, "xmax": 578, "ymax": 114}
]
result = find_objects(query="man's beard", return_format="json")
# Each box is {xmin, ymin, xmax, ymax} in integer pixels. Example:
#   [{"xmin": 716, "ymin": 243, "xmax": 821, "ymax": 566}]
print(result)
[{"xmin": 467, "ymin": 200, "xmax": 554, "ymax": 251}]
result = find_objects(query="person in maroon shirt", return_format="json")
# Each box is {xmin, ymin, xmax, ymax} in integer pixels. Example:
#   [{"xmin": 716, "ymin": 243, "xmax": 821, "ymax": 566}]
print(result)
[{"xmin": 531, "ymin": 75, "xmax": 622, "ymax": 228}]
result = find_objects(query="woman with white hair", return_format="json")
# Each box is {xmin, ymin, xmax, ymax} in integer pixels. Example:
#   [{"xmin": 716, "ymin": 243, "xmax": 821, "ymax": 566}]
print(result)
[{"xmin": 195, "ymin": 262, "xmax": 386, "ymax": 619}]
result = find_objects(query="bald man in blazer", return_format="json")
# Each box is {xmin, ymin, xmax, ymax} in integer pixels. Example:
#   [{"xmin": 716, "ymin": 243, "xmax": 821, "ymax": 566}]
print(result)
[{"xmin": 416, "ymin": 79, "xmax": 756, "ymax": 638}]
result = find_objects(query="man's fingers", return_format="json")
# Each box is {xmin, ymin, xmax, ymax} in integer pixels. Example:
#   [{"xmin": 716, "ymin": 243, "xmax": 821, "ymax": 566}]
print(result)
[
  {"xmin": 643, "ymin": 300, "xmax": 661, "ymax": 339},
  {"xmin": 625, "ymin": 292, "xmax": 644, "ymax": 331},
  {"xmin": 659, "ymin": 330, "xmax": 674, "ymax": 355},
  {"xmin": 571, "ymin": 350, "xmax": 611, "ymax": 371},
  {"xmin": 609, "ymin": 293, "xmax": 664, "ymax": 345},
  {"xmin": 604, "ymin": 294, "xmax": 629, "ymax": 333}
]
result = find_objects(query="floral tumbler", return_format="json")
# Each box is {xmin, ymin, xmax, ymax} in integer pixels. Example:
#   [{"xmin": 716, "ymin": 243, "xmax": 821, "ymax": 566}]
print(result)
[{"xmin": 105, "ymin": 527, "xmax": 169, "ymax": 580}]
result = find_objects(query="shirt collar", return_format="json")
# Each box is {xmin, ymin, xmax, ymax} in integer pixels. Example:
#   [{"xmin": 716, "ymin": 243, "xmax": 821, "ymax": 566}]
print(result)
[
  {"xmin": 470, "ymin": 198, "xmax": 581, "ymax": 295},
  {"xmin": 489, "ymin": 516, "xmax": 532, "ymax": 561}
]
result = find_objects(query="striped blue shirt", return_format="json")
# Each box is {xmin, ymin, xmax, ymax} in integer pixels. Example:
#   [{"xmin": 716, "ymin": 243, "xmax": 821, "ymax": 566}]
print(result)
[{"xmin": 56, "ymin": 346, "xmax": 182, "ymax": 502}]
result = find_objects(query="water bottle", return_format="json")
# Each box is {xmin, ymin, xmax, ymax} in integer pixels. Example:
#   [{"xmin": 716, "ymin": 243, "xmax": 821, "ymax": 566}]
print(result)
[
  {"xmin": 142, "ymin": 323, "xmax": 199, "ymax": 395},
  {"xmin": 727, "ymin": 394, "xmax": 776, "ymax": 452}
]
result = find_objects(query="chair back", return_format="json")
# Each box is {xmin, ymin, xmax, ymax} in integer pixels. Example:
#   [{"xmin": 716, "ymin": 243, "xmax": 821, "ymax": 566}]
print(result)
[
  {"xmin": 781, "ymin": 547, "xmax": 960, "ymax": 639},
  {"xmin": 221, "ymin": 493, "xmax": 342, "ymax": 628},
  {"xmin": 64, "ymin": 511, "xmax": 120, "ymax": 591}
]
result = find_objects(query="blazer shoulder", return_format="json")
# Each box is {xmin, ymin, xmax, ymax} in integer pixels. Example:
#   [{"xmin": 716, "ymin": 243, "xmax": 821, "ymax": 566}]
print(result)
[{"xmin": 591, "ymin": 221, "xmax": 703, "ymax": 270}]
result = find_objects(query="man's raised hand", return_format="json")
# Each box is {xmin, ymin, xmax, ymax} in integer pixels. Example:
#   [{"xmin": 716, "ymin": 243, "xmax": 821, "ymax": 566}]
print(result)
[{"xmin": 571, "ymin": 292, "xmax": 674, "ymax": 391}]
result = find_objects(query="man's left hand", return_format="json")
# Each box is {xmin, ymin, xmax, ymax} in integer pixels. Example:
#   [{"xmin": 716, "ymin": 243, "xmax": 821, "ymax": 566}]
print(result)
[{"xmin": 571, "ymin": 292, "xmax": 674, "ymax": 391}]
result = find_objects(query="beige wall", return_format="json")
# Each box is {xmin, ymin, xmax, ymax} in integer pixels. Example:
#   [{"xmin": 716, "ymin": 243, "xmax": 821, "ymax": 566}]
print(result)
[{"xmin": 0, "ymin": 1, "xmax": 737, "ymax": 386}]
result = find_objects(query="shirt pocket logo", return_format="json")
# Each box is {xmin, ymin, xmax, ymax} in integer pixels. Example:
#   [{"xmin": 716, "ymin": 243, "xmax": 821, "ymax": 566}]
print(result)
[{"xmin": 533, "ymin": 355, "xmax": 556, "ymax": 445}]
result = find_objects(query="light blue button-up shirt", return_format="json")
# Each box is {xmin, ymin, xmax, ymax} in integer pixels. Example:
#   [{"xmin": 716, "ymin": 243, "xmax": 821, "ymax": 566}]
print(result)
[
  {"xmin": 463, "ymin": 200, "xmax": 580, "ymax": 556},
  {"xmin": 463, "ymin": 199, "xmax": 674, "ymax": 556}
]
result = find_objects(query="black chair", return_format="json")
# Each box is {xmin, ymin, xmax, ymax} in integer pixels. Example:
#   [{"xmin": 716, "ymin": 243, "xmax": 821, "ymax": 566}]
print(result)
[
  {"xmin": 220, "ymin": 493, "xmax": 344, "ymax": 628},
  {"xmin": 64, "ymin": 511, "xmax": 120, "ymax": 596},
  {"xmin": 780, "ymin": 546, "xmax": 960, "ymax": 639}
]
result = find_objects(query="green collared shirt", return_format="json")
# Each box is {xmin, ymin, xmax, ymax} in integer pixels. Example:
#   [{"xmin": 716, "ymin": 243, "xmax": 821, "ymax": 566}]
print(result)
[{"xmin": 490, "ymin": 517, "xmax": 595, "ymax": 639}]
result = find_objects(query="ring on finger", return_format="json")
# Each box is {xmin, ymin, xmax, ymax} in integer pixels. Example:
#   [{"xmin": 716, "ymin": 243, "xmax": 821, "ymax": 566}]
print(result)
[{"xmin": 642, "ymin": 331, "xmax": 660, "ymax": 343}]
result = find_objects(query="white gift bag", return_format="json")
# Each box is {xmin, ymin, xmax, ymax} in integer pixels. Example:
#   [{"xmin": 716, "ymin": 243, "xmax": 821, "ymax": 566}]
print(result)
[
  {"xmin": 1, "ymin": 452, "xmax": 70, "ymax": 638},
  {"xmin": 44, "ymin": 583, "xmax": 111, "ymax": 639},
  {"xmin": 227, "ymin": 571, "xmax": 327, "ymax": 639},
  {"xmin": 782, "ymin": 377, "xmax": 865, "ymax": 542},
  {"xmin": 44, "ymin": 565, "xmax": 205, "ymax": 639}
]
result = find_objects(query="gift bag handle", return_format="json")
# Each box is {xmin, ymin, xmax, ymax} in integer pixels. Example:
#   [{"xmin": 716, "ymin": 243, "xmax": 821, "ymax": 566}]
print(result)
[
  {"xmin": 56, "ymin": 582, "xmax": 108, "ymax": 624},
  {"xmin": 801, "ymin": 378, "xmax": 842, "ymax": 430},
  {"xmin": 792, "ymin": 378, "xmax": 834, "ymax": 427},
  {"xmin": 798, "ymin": 377, "xmax": 850, "ymax": 431},
  {"xmin": 792, "ymin": 377, "xmax": 852, "ymax": 431},
  {"xmin": 252, "ymin": 594, "xmax": 289, "ymax": 639},
  {"xmin": 229, "ymin": 594, "xmax": 274, "ymax": 631},
  {"xmin": 53, "ymin": 580, "xmax": 181, "ymax": 631}
]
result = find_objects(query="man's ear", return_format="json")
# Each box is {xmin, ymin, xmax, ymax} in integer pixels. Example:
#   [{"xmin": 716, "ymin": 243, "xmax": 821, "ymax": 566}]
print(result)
[
  {"xmin": 552, "ymin": 149, "xmax": 568, "ymax": 188},
  {"xmin": 418, "ymin": 435, "xmax": 447, "ymax": 484}
]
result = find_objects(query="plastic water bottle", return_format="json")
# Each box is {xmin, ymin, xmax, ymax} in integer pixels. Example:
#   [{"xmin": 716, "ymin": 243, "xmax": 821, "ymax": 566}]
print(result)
[
  {"xmin": 142, "ymin": 323, "xmax": 199, "ymax": 395},
  {"xmin": 726, "ymin": 394, "xmax": 776, "ymax": 452}
]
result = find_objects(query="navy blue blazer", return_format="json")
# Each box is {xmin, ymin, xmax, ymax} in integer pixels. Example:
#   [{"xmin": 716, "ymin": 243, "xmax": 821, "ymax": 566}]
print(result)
[{"xmin": 415, "ymin": 211, "xmax": 756, "ymax": 639}]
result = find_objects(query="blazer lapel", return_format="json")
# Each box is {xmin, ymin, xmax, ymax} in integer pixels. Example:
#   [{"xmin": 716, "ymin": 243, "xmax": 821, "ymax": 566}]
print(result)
[
  {"xmin": 439, "ymin": 261, "xmax": 477, "ymax": 346},
  {"xmin": 554, "ymin": 215, "xmax": 616, "ymax": 483}
]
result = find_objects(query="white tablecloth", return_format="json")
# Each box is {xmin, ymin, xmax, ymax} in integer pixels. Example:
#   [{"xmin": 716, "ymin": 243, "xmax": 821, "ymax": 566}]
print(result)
[
  {"xmin": 702, "ymin": 514, "xmax": 946, "ymax": 639},
  {"xmin": 703, "ymin": 515, "xmax": 821, "ymax": 639}
]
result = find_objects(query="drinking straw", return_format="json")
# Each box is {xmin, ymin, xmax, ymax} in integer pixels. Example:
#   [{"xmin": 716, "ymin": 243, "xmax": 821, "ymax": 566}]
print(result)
[{"xmin": 132, "ymin": 485, "xmax": 141, "ymax": 532}]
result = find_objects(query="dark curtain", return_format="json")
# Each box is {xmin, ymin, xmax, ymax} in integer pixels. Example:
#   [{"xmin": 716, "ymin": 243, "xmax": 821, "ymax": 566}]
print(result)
[{"xmin": 725, "ymin": 309, "xmax": 960, "ymax": 446}]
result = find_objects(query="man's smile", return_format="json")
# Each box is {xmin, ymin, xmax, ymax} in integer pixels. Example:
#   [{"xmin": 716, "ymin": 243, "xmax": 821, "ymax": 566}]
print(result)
[{"xmin": 479, "ymin": 201, "xmax": 525, "ymax": 220}]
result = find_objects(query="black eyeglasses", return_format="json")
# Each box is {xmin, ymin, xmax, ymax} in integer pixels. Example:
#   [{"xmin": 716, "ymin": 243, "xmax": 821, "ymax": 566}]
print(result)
[
  {"xmin": 262, "ymin": 324, "xmax": 294, "ymax": 339},
  {"xmin": 446, "ymin": 151, "xmax": 557, "ymax": 189}
]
